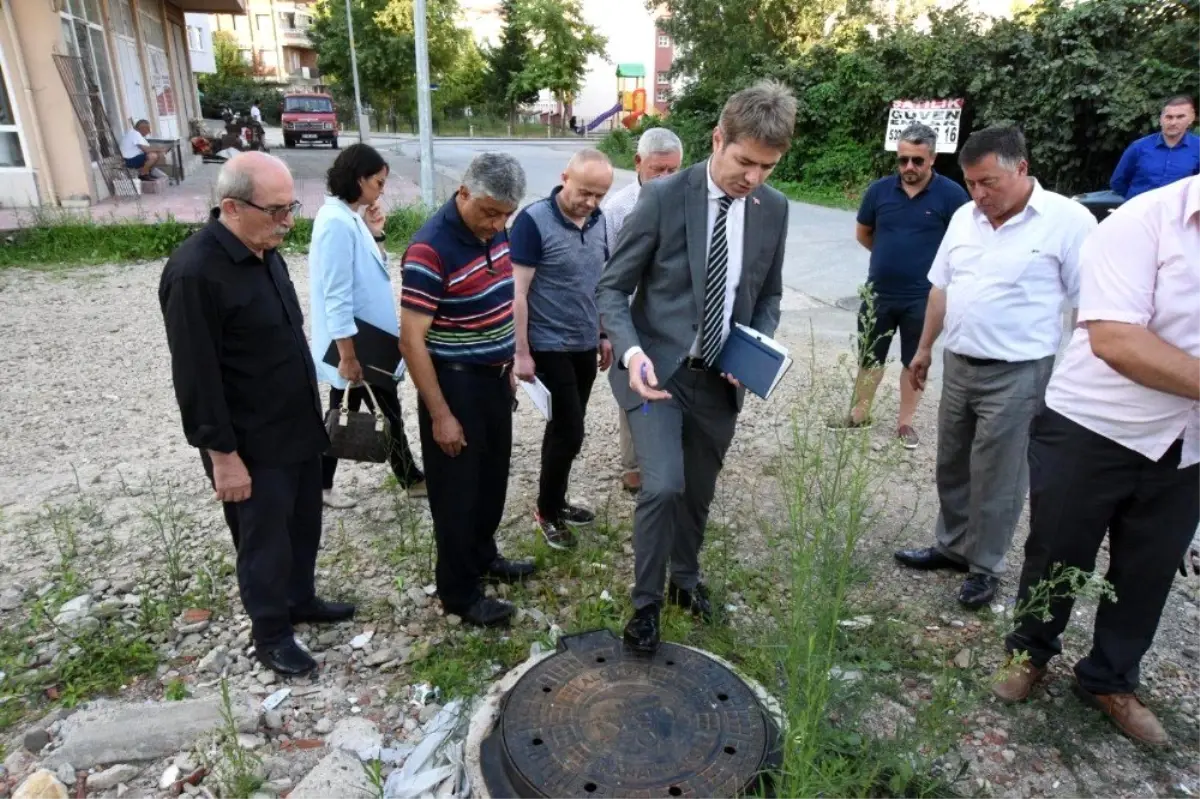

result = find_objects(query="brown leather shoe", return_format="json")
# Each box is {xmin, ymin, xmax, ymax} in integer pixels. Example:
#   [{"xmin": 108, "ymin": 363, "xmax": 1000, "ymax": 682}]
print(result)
[
  {"xmin": 1073, "ymin": 684, "xmax": 1169, "ymax": 745},
  {"xmin": 621, "ymin": 471, "xmax": 641, "ymax": 493},
  {"xmin": 990, "ymin": 658, "xmax": 1046, "ymax": 703}
]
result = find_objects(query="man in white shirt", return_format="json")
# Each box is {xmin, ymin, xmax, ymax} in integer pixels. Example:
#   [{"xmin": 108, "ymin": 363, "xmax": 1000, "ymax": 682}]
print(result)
[
  {"xmin": 899, "ymin": 126, "xmax": 1097, "ymax": 610},
  {"xmin": 119, "ymin": 119, "xmax": 167, "ymax": 179},
  {"xmin": 250, "ymin": 100, "xmax": 262, "ymax": 124},
  {"xmin": 599, "ymin": 127, "xmax": 683, "ymax": 494},
  {"xmin": 990, "ymin": 176, "xmax": 1199, "ymax": 746}
]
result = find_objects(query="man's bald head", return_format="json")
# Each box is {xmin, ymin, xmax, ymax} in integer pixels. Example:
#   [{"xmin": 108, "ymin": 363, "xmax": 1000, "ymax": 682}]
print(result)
[
  {"xmin": 217, "ymin": 152, "xmax": 297, "ymax": 255},
  {"xmin": 558, "ymin": 148, "xmax": 614, "ymax": 221}
]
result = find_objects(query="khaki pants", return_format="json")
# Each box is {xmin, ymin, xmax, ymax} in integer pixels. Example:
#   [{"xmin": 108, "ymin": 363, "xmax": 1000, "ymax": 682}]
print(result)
[{"xmin": 619, "ymin": 408, "xmax": 638, "ymax": 474}]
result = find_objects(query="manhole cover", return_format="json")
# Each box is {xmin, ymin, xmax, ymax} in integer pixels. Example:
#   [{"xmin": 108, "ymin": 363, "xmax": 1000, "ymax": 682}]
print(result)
[{"xmin": 480, "ymin": 629, "xmax": 780, "ymax": 798}]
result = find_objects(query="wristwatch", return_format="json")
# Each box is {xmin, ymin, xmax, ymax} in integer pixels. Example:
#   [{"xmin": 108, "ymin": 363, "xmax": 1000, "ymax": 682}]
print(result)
[{"xmin": 373, "ymin": 232, "xmax": 387, "ymax": 242}]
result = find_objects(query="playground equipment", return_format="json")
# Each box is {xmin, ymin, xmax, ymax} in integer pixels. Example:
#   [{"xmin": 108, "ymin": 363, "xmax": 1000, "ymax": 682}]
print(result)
[{"xmin": 584, "ymin": 63, "xmax": 647, "ymax": 133}]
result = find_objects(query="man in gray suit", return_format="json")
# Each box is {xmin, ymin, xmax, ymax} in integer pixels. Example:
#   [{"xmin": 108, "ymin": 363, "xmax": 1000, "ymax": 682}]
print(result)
[{"xmin": 597, "ymin": 81, "xmax": 795, "ymax": 654}]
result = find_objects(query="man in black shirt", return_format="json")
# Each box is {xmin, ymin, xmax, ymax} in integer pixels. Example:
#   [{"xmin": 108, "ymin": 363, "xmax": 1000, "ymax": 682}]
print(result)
[{"xmin": 159, "ymin": 152, "xmax": 352, "ymax": 676}]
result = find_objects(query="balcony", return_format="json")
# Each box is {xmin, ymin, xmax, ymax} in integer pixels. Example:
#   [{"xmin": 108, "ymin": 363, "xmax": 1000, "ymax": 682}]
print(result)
[
  {"xmin": 289, "ymin": 66, "xmax": 321, "ymax": 82},
  {"xmin": 279, "ymin": 27, "xmax": 313, "ymax": 48}
]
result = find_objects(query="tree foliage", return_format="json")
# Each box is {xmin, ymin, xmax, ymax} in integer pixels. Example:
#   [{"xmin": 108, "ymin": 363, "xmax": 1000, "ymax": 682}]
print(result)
[
  {"xmin": 657, "ymin": 0, "xmax": 1199, "ymax": 194},
  {"xmin": 483, "ymin": 0, "xmax": 539, "ymax": 115}
]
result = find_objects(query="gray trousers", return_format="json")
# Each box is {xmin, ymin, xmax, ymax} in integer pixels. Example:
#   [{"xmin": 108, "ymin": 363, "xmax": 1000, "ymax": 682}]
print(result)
[
  {"xmin": 934, "ymin": 351, "xmax": 1055, "ymax": 577},
  {"xmin": 626, "ymin": 367, "xmax": 738, "ymax": 609}
]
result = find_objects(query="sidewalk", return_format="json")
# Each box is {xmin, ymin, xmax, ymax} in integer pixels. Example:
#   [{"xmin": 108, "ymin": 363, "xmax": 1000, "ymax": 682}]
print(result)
[{"xmin": 0, "ymin": 160, "xmax": 423, "ymax": 231}]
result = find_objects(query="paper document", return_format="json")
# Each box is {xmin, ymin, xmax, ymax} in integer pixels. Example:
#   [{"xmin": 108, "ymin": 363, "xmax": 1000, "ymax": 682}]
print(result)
[
  {"xmin": 519, "ymin": 377, "xmax": 553, "ymax": 421},
  {"xmin": 765, "ymin": 356, "xmax": 793, "ymax": 400}
]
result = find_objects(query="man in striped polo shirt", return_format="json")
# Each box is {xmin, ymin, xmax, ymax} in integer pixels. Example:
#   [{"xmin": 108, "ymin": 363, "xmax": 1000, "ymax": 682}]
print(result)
[{"xmin": 399, "ymin": 153, "xmax": 535, "ymax": 628}]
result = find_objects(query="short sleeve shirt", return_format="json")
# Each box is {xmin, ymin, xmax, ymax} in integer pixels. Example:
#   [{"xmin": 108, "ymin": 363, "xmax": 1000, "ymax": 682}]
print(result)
[
  {"xmin": 120, "ymin": 129, "xmax": 149, "ymax": 160},
  {"xmin": 856, "ymin": 173, "xmax": 969, "ymax": 300}
]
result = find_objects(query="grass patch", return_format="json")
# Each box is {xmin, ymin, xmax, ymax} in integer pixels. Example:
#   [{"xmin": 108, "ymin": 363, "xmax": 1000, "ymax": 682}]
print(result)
[
  {"xmin": 771, "ymin": 179, "xmax": 864, "ymax": 210},
  {"xmin": 408, "ymin": 628, "xmax": 538, "ymax": 700},
  {"xmin": 0, "ymin": 206, "xmax": 431, "ymax": 269}
]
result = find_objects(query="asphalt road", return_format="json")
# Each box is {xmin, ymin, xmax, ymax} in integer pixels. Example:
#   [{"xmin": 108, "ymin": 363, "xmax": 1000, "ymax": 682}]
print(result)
[{"xmin": 381, "ymin": 138, "xmax": 870, "ymax": 309}]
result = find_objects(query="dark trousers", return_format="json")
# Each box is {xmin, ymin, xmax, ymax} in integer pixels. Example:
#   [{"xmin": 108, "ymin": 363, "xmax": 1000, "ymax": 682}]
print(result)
[
  {"xmin": 531, "ymin": 349, "xmax": 598, "ymax": 519},
  {"xmin": 201, "ymin": 453, "xmax": 324, "ymax": 646},
  {"xmin": 417, "ymin": 366, "xmax": 513, "ymax": 613},
  {"xmin": 1005, "ymin": 408, "xmax": 1199, "ymax": 694},
  {"xmin": 321, "ymin": 382, "xmax": 423, "ymax": 489}
]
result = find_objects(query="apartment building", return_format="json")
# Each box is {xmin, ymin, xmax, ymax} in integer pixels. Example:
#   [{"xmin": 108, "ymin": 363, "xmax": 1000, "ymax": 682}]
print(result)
[
  {"xmin": 210, "ymin": 0, "xmax": 320, "ymax": 87},
  {"xmin": 0, "ymin": 0, "xmax": 239, "ymax": 208}
]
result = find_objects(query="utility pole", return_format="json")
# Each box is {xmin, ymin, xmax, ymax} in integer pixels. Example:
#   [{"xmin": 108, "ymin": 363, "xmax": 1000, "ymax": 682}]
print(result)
[
  {"xmin": 344, "ymin": 0, "xmax": 366, "ymax": 143},
  {"xmin": 414, "ymin": 0, "xmax": 436, "ymax": 207}
]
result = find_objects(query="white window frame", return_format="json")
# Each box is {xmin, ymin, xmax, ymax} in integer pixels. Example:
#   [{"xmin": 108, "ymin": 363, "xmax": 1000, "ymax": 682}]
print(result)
[
  {"xmin": 657, "ymin": 34, "xmax": 670, "ymax": 47},
  {"xmin": 187, "ymin": 26, "xmax": 205, "ymax": 52},
  {"xmin": 0, "ymin": 36, "xmax": 30, "ymax": 172},
  {"xmin": 59, "ymin": 0, "xmax": 123, "ymax": 151},
  {"xmin": 657, "ymin": 71, "xmax": 670, "ymax": 85}
]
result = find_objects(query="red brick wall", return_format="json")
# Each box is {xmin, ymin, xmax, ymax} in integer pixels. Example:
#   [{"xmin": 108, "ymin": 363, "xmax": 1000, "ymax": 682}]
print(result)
[{"xmin": 653, "ymin": 27, "xmax": 674, "ymax": 115}]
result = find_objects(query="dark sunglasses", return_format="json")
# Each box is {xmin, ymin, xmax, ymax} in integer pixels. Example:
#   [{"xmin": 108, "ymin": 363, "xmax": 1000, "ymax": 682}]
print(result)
[
  {"xmin": 897, "ymin": 156, "xmax": 927, "ymax": 167},
  {"xmin": 240, "ymin": 199, "xmax": 302, "ymax": 220}
]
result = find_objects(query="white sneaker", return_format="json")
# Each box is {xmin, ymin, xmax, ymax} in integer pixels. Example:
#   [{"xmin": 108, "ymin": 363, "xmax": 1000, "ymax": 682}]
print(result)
[{"xmin": 322, "ymin": 489, "xmax": 357, "ymax": 509}]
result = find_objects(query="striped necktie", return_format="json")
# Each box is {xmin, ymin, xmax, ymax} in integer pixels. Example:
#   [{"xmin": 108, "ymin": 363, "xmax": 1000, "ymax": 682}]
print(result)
[{"xmin": 701, "ymin": 195, "xmax": 734, "ymax": 367}]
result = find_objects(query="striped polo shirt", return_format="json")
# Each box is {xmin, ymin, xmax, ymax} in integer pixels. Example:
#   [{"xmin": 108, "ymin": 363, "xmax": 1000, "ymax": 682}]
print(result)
[{"xmin": 400, "ymin": 198, "xmax": 515, "ymax": 365}]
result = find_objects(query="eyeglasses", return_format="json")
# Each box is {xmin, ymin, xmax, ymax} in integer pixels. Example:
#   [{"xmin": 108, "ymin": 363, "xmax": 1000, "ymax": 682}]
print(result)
[
  {"xmin": 240, "ymin": 199, "xmax": 302, "ymax": 220},
  {"xmin": 897, "ymin": 156, "xmax": 927, "ymax": 167}
]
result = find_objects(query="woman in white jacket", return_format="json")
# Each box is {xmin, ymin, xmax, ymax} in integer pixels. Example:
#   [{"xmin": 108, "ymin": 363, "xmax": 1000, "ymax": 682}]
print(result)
[{"xmin": 309, "ymin": 144, "xmax": 425, "ymax": 508}]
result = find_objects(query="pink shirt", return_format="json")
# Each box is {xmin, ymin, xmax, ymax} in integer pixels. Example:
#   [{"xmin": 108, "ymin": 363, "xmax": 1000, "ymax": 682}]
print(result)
[{"xmin": 1045, "ymin": 176, "xmax": 1200, "ymax": 468}]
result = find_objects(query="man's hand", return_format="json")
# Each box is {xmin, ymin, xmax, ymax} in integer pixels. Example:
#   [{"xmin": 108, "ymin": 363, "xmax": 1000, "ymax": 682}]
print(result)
[
  {"xmin": 909, "ymin": 347, "xmax": 932, "ymax": 392},
  {"xmin": 338, "ymin": 355, "xmax": 364, "ymax": 383},
  {"xmin": 210, "ymin": 451, "xmax": 252, "ymax": 503},
  {"xmin": 514, "ymin": 352, "xmax": 536, "ymax": 382},
  {"xmin": 433, "ymin": 411, "xmax": 467, "ymax": 457},
  {"xmin": 721, "ymin": 372, "xmax": 741, "ymax": 389},
  {"xmin": 1179, "ymin": 546, "xmax": 1199, "ymax": 578},
  {"xmin": 598, "ymin": 339, "xmax": 614, "ymax": 372},
  {"xmin": 364, "ymin": 202, "xmax": 386, "ymax": 237},
  {"xmin": 629, "ymin": 352, "xmax": 672, "ymax": 402}
]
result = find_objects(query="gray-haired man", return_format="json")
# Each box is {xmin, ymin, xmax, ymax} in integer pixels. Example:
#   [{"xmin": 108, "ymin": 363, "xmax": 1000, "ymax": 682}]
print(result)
[
  {"xmin": 601, "ymin": 127, "xmax": 685, "ymax": 493},
  {"xmin": 400, "ymin": 153, "xmax": 536, "ymax": 628},
  {"xmin": 900, "ymin": 126, "xmax": 1096, "ymax": 609},
  {"xmin": 833, "ymin": 123, "xmax": 968, "ymax": 447},
  {"xmin": 598, "ymin": 81, "xmax": 794, "ymax": 654}
]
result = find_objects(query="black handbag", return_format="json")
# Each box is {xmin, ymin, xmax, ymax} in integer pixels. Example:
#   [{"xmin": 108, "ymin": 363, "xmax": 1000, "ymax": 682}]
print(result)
[{"xmin": 324, "ymin": 381, "xmax": 390, "ymax": 463}]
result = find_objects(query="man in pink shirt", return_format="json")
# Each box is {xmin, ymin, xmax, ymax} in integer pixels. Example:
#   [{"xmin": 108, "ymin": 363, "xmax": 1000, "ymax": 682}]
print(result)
[{"xmin": 990, "ymin": 176, "xmax": 1199, "ymax": 746}]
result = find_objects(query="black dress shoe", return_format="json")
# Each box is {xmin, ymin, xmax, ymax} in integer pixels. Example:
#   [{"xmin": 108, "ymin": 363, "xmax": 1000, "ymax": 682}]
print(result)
[
  {"xmin": 255, "ymin": 639, "xmax": 317, "ymax": 676},
  {"xmin": 482, "ymin": 557, "xmax": 536, "ymax": 584},
  {"xmin": 458, "ymin": 598, "xmax": 515, "ymax": 628},
  {"xmin": 623, "ymin": 605, "xmax": 661, "ymax": 655},
  {"xmin": 291, "ymin": 598, "xmax": 356, "ymax": 625},
  {"xmin": 667, "ymin": 581, "xmax": 715, "ymax": 623},
  {"xmin": 958, "ymin": 573, "xmax": 1000, "ymax": 610},
  {"xmin": 894, "ymin": 546, "xmax": 969, "ymax": 572}
]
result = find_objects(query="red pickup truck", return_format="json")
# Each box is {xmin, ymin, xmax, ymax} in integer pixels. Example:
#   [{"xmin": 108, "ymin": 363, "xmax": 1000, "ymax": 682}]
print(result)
[{"xmin": 281, "ymin": 93, "xmax": 339, "ymax": 149}]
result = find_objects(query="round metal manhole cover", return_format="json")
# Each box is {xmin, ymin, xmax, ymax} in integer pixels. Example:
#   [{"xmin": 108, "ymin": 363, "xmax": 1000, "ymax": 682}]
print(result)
[{"xmin": 480, "ymin": 629, "xmax": 780, "ymax": 798}]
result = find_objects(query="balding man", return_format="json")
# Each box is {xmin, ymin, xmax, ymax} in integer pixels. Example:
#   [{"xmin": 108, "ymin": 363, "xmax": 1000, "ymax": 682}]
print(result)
[
  {"xmin": 512, "ymin": 148, "xmax": 615, "ymax": 549},
  {"xmin": 159, "ymin": 153, "xmax": 350, "ymax": 677}
]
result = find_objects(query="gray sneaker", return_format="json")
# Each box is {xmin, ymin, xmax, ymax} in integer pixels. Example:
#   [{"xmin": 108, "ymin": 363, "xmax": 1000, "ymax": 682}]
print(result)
[{"xmin": 897, "ymin": 425, "xmax": 919, "ymax": 449}]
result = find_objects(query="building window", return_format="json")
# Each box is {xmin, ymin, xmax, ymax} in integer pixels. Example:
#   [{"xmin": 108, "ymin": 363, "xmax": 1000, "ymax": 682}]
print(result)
[
  {"xmin": 0, "ymin": 60, "xmax": 25, "ymax": 167},
  {"xmin": 187, "ymin": 26, "xmax": 205, "ymax": 52},
  {"xmin": 657, "ymin": 34, "xmax": 670, "ymax": 47},
  {"xmin": 657, "ymin": 71, "xmax": 670, "ymax": 85},
  {"xmin": 59, "ymin": 2, "xmax": 123, "ymax": 146}
]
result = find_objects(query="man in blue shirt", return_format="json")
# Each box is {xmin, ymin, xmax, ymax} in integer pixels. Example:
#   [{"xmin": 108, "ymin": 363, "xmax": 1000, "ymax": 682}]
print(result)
[
  {"xmin": 832, "ymin": 123, "xmax": 969, "ymax": 448},
  {"xmin": 1111, "ymin": 95, "xmax": 1199, "ymax": 200}
]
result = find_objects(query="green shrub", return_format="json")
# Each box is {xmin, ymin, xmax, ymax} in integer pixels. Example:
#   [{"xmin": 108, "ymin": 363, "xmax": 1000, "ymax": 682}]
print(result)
[{"xmin": 596, "ymin": 129, "xmax": 636, "ymax": 169}]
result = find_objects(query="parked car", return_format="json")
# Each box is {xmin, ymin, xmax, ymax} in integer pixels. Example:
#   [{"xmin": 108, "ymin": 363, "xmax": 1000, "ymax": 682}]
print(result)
[
  {"xmin": 1071, "ymin": 189, "xmax": 1124, "ymax": 223},
  {"xmin": 281, "ymin": 93, "xmax": 339, "ymax": 149}
]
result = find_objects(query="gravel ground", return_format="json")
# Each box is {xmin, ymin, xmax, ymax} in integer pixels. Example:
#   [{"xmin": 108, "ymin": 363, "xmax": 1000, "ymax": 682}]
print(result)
[{"xmin": 0, "ymin": 254, "xmax": 1197, "ymax": 797}]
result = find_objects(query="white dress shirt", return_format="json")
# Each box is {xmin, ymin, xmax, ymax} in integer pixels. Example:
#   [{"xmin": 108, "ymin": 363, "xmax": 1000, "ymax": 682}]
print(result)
[
  {"xmin": 928, "ymin": 179, "xmax": 1097, "ymax": 361},
  {"xmin": 1045, "ymin": 176, "xmax": 1200, "ymax": 468},
  {"xmin": 620, "ymin": 159, "xmax": 746, "ymax": 367},
  {"xmin": 601, "ymin": 179, "xmax": 641, "ymax": 252}
]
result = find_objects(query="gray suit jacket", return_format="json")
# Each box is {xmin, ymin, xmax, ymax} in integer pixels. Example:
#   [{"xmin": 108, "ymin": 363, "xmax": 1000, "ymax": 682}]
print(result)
[{"xmin": 596, "ymin": 161, "xmax": 789, "ymax": 412}]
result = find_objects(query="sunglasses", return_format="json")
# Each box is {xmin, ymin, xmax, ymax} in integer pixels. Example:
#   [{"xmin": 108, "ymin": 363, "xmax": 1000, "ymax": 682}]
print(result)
[{"xmin": 897, "ymin": 156, "xmax": 927, "ymax": 167}]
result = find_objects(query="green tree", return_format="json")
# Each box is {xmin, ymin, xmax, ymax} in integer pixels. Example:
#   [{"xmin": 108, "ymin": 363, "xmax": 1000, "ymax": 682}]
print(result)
[
  {"xmin": 507, "ymin": 0, "xmax": 607, "ymax": 112},
  {"xmin": 209, "ymin": 31, "xmax": 251, "ymax": 81},
  {"xmin": 436, "ymin": 35, "xmax": 489, "ymax": 115},
  {"xmin": 484, "ymin": 0, "xmax": 539, "ymax": 119}
]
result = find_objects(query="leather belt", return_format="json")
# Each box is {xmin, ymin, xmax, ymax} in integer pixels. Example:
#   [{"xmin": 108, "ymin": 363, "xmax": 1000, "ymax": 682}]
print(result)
[
  {"xmin": 434, "ymin": 360, "xmax": 511, "ymax": 378},
  {"xmin": 683, "ymin": 356, "xmax": 712, "ymax": 372},
  {"xmin": 960, "ymin": 355, "xmax": 1007, "ymax": 367}
]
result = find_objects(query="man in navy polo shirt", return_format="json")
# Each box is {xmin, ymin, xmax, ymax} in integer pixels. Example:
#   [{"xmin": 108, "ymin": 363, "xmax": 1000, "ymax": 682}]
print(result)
[
  {"xmin": 511, "ymin": 148, "xmax": 615, "ymax": 550},
  {"xmin": 833, "ymin": 123, "xmax": 969, "ymax": 448},
  {"xmin": 1111, "ymin": 95, "xmax": 1199, "ymax": 200}
]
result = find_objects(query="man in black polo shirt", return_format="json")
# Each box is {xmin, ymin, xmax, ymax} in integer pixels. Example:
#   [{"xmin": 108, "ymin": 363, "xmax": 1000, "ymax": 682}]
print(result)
[
  {"xmin": 400, "ymin": 153, "xmax": 536, "ymax": 628},
  {"xmin": 159, "ymin": 152, "xmax": 352, "ymax": 677},
  {"xmin": 833, "ymin": 123, "xmax": 969, "ymax": 448}
]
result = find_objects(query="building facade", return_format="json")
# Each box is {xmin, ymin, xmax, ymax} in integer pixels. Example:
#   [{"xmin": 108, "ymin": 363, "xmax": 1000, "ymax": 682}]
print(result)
[
  {"xmin": 210, "ymin": 0, "xmax": 320, "ymax": 88},
  {"xmin": 0, "ymin": 0, "xmax": 241, "ymax": 209}
]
